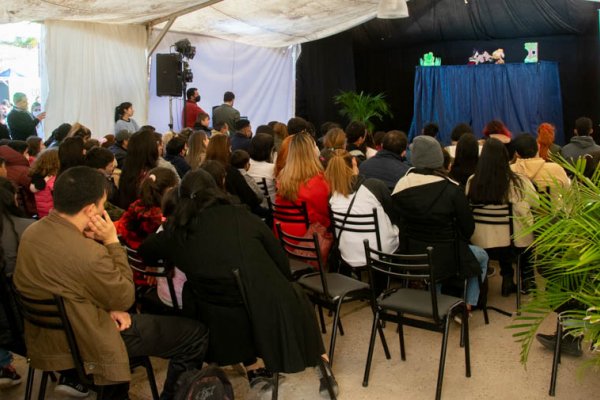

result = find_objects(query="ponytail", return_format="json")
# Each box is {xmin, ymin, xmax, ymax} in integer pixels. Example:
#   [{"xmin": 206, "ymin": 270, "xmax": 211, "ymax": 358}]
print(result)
[
  {"xmin": 138, "ymin": 167, "xmax": 178, "ymax": 208},
  {"xmin": 325, "ymin": 149, "xmax": 355, "ymax": 197},
  {"xmin": 114, "ymin": 102, "xmax": 132, "ymax": 122}
]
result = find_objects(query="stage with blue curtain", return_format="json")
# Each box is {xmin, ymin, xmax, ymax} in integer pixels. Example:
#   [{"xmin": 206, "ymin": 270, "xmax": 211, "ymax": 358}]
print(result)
[{"xmin": 408, "ymin": 61, "xmax": 564, "ymax": 145}]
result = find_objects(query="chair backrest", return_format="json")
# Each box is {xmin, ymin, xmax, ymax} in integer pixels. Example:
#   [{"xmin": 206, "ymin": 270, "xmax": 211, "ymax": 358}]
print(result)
[
  {"xmin": 330, "ymin": 207, "xmax": 382, "ymax": 252},
  {"xmin": 470, "ymin": 203, "xmax": 514, "ymax": 248},
  {"xmin": 363, "ymin": 239, "xmax": 444, "ymax": 323},
  {"xmin": 256, "ymin": 177, "xmax": 273, "ymax": 212},
  {"xmin": 11, "ymin": 286, "xmax": 92, "ymax": 385},
  {"xmin": 275, "ymin": 222, "xmax": 331, "ymax": 298},
  {"xmin": 0, "ymin": 264, "xmax": 25, "ymax": 356},
  {"xmin": 272, "ymin": 201, "xmax": 309, "ymax": 229},
  {"xmin": 125, "ymin": 245, "xmax": 179, "ymax": 310}
]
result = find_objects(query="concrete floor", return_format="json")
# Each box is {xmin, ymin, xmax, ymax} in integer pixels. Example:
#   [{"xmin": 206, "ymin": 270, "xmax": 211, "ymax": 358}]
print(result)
[{"xmin": 2, "ymin": 270, "xmax": 598, "ymax": 399}]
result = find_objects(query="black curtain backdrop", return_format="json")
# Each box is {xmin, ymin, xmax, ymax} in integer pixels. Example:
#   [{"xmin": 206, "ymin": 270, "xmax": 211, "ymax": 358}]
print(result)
[{"xmin": 296, "ymin": 0, "xmax": 600, "ymax": 141}]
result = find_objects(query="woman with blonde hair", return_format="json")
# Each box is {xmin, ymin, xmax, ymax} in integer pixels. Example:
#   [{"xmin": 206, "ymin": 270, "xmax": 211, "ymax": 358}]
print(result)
[
  {"xmin": 275, "ymin": 132, "xmax": 330, "ymax": 237},
  {"xmin": 537, "ymin": 122, "xmax": 561, "ymax": 161},
  {"xmin": 319, "ymin": 128, "xmax": 346, "ymax": 168},
  {"xmin": 186, "ymin": 131, "xmax": 209, "ymax": 170},
  {"xmin": 326, "ymin": 149, "xmax": 398, "ymax": 267}
]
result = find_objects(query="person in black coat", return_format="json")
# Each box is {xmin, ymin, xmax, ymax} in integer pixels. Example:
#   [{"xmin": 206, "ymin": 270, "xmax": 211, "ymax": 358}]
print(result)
[
  {"xmin": 138, "ymin": 170, "xmax": 337, "ymax": 394},
  {"xmin": 6, "ymin": 93, "xmax": 46, "ymax": 141}
]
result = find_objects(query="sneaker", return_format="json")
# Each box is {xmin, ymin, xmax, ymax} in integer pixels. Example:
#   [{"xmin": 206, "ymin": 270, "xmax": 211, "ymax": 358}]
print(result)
[
  {"xmin": 316, "ymin": 360, "xmax": 339, "ymax": 399},
  {"xmin": 453, "ymin": 312, "xmax": 473, "ymax": 325},
  {"xmin": 0, "ymin": 365, "xmax": 21, "ymax": 387},
  {"xmin": 536, "ymin": 333, "xmax": 583, "ymax": 357},
  {"xmin": 55, "ymin": 374, "xmax": 89, "ymax": 398}
]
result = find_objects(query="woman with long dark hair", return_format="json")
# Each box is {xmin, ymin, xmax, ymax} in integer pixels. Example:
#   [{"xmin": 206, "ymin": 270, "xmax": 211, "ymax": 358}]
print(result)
[
  {"xmin": 466, "ymin": 138, "xmax": 537, "ymax": 295},
  {"xmin": 138, "ymin": 170, "xmax": 337, "ymax": 395},
  {"xmin": 449, "ymin": 133, "xmax": 479, "ymax": 187},
  {"xmin": 114, "ymin": 102, "xmax": 140, "ymax": 135},
  {"xmin": 58, "ymin": 136, "xmax": 85, "ymax": 175},
  {"xmin": 118, "ymin": 130, "xmax": 159, "ymax": 209}
]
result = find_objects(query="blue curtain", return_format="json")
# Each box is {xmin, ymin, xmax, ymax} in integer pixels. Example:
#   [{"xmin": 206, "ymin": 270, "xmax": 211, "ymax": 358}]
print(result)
[{"xmin": 408, "ymin": 62, "xmax": 564, "ymax": 145}]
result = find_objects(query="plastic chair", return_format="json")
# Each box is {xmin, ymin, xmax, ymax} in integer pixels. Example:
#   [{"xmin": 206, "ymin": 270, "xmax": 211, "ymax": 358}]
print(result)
[
  {"xmin": 276, "ymin": 222, "xmax": 390, "ymax": 367},
  {"xmin": 256, "ymin": 177, "xmax": 274, "ymax": 213},
  {"xmin": 272, "ymin": 202, "xmax": 314, "ymax": 279},
  {"xmin": 362, "ymin": 240, "xmax": 471, "ymax": 400},
  {"xmin": 11, "ymin": 287, "xmax": 160, "ymax": 400}
]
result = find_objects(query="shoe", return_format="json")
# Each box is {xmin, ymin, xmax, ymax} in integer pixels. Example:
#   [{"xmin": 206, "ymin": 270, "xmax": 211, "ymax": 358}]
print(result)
[
  {"xmin": 536, "ymin": 333, "xmax": 583, "ymax": 357},
  {"xmin": 501, "ymin": 277, "xmax": 517, "ymax": 297},
  {"xmin": 0, "ymin": 365, "xmax": 21, "ymax": 387},
  {"xmin": 55, "ymin": 374, "xmax": 89, "ymax": 398},
  {"xmin": 453, "ymin": 311, "xmax": 473, "ymax": 325},
  {"xmin": 486, "ymin": 266, "xmax": 496, "ymax": 278},
  {"xmin": 316, "ymin": 359, "xmax": 339, "ymax": 399},
  {"xmin": 247, "ymin": 367, "xmax": 274, "ymax": 388}
]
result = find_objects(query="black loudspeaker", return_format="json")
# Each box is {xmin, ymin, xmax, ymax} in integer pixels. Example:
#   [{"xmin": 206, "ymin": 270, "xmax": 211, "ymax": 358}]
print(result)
[{"xmin": 156, "ymin": 54, "xmax": 182, "ymax": 97}]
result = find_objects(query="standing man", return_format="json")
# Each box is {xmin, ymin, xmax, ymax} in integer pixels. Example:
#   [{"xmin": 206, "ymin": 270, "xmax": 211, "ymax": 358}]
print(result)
[
  {"xmin": 7, "ymin": 93, "xmax": 46, "ymax": 140},
  {"xmin": 14, "ymin": 166, "xmax": 208, "ymax": 399},
  {"xmin": 183, "ymin": 87, "xmax": 205, "ymax": 129},
  {"xmin": 213, "ymin": 91, "xmax": 240, "ymax": 136},
  {"xmin": 0, "ymin": 99, "xmax": 11, "ymax": 140}
]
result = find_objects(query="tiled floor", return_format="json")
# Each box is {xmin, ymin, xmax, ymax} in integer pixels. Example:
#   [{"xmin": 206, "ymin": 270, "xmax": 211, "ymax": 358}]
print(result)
[{"xmin": 2, "ymin": 270, "xmax": 598, "ymax": 399}]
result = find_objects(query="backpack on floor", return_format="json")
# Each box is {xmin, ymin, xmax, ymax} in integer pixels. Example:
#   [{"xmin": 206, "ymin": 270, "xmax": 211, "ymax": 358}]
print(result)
[{"xmin": 174, "ymin": 366, "xmax": 234, "ymax": 400}]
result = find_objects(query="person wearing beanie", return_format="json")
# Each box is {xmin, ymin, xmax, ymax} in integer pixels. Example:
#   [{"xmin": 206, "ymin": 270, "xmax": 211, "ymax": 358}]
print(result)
[
  {"xmin": 391, "ymin": 135, "xmax": 488, "ymax": 316},
  {"xmin": 536, "ymin": 123, "xmax": 561, "ymax": 161},
  {"xmin": 231, "ymin": 119, "xmax": 252, "ymax": 152}
]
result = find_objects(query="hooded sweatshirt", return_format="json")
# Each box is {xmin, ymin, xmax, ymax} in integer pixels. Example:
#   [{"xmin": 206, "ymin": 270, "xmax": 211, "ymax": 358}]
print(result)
[
  {"xmin": 511, "ymin": 157, "xmax": 570, "ymax": 191},
  {"xmin": 561, "ymin": 136, "xmax": 600, "ymax": 160}
]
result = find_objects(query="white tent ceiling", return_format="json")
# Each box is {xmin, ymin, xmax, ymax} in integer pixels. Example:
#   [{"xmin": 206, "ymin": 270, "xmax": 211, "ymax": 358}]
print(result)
[{"xmin": 1, "ymin": 0, "xmax": 381, "ymax": 47}]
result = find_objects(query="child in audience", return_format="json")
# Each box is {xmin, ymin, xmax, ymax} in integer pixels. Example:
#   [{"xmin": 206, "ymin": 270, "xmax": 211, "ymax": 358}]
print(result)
[
  {"xmin": 26, "ymin": 136, "xmax": 44, "ymax": 163},
  {"xmin": 116, "ymin": 167, "xmax": 178, "ymax": 249},
  {"xmin": 231, "ymin": 149, "xmax": 264, "ymax": 203},
  {"xmin": 185, "ymin": 131, "xmax": 208, "ymax": 171},
  {"xmin": 29, "ymin": 149, "xmax": 59, "ymax": 218}
]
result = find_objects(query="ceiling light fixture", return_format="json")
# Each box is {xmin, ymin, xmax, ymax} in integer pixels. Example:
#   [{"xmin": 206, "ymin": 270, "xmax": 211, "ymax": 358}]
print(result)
[{"xmin": 377, "ymin": 0, "xmax": 410, "ymax": 19}]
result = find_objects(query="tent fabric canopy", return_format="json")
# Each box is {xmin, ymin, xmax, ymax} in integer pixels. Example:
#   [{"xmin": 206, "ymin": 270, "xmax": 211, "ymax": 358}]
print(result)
[{"xmin": 2, "ymin": 0, "xmax": 380, "ymax": 48}]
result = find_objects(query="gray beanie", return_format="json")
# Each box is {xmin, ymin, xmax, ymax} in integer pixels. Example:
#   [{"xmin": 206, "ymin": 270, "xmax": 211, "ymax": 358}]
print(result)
[{"xmin": 410, "ymin": 135, "xmax": 443, "ymax": 169}]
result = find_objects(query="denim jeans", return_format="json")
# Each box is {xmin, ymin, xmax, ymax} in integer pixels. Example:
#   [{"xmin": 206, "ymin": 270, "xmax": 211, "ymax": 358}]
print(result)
[
  {"xmin": 466, "ymin": 245, "xmax": 488, "ymax": 306},
  {"xmin": 0, "ymin": 348, "xmax": 12, "ymax": 367}
]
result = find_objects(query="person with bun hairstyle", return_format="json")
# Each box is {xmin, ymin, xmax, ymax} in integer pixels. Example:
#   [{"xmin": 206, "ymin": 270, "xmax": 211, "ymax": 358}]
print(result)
[{"xmin": 536, "ymin": 123, "xmax": 561, "ymax": 161}]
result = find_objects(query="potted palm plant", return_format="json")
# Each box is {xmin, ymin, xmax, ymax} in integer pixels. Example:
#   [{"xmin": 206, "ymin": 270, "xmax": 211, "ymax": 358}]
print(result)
[
  {"xmin": 333, "ymin": 90, "xmax": 393, "ymax": 132},
  {"xmin": 510, "ymin": 157, "xmax": 600, "ymax": 367}
]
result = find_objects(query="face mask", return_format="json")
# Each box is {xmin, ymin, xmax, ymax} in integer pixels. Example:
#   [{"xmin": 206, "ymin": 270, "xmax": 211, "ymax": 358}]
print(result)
[{"xmin": 194, "ymin": 95, "xmax": 201, "ymax": 103}]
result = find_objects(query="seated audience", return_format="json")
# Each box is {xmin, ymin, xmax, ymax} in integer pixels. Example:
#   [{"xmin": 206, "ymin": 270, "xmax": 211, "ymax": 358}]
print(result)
[
  {"xmin": 326, "ymin": 149, "xmax": 399, "ymax": 267},
  {"xmin": 13, "ymin": 166, "xmax": 207, "ymax": 399},
  {"xmin": 0, "ymin": 141, "xmax": 35, "ymax": 215},
  {"xmin": 26, "ymin": 136, "xmax": 44, "ymax": 163},
  {"xmin": 511, "ymin": 133, "xmax": 570, "ymax": 192},
  {"xmin": 466, "ymin": 138, "xmax": 537, "ymax": 295},
  {"xmin": 138, "ymin": 170, "xmax": 337, "ymax": 395},
  {"xmin": 193, "ymin": 112, "xmax": 212, "ymax": 135},
  {"xmin": 536, "ymin": 123, "xmax": 561, "ymax": 161},
  {"xmin": 0, "ymin": 157, "xmax": 6, "ymax": 178},
  {"xmin": 275, "ymin": 133, "xmax": 330, "ymax": 237},
  {"xmin": 118, "ymin": 130, "xmax": 159, "ymax": 210},
  {"xmin": 247, "ymin": 133, "xmax": 276, "ymax": 205},
  {"xmin": 319, "ymin": 127, "xmax": 346, "ymax": 168},
  {"xmin": 164, "ymin": 136, "xmax": 191, "ymax": 179},
  {"xmin": 185, "ymin": 131, "xmax": 208, "ymax": 171},
  {"xmin": 101, "ymin": 134, "xmax": 116, "ymax": 149},
  {"xmin": 483, "ymin": 119, "xmax": 514, "ymax": 160},
  {"xmin": 448, "ymin": 133, "xmax": 479, "ymax": 188},
  {"xmin": 272, "ymin": 121, "xmax": 288, "ymax": 153},
  {"xmin": 345, "ymin": 121, "xmax": 367, "ymax": 164},
  {"xmin": 231, "ymin": 149, "xmax": 264, "ymax": 204},
  {"xmin": 84, "ymin": 147, "xmax": 120, "ymax": 207},
  {"xmin": 155, "ymin": 132, "xmax": 180, "ymax": 182},
  {"xmin": 561, "ymin": 117, "xmax": 600, "ymax": 160},
  {"xmin": 109, "ymin": 130, "xmax": 131, "ymax": 169},
  {"xmin": 422, "ymin": 122, "xmax": 439, "ymax": 140},
  {"xmin": 67, "ymin": 123, "xmax": 92, "ymax": 142},
  {"xmin": 45, "ymin": 123, "xmax": 71, "ymax": 149},
  {"xmin": 445, "ymin": 123, "xmax": 474, "ymax": 159},
  {"xmin": 211, "ymin": 121, "xmax": 229, "ymax": 137},
  {"xmin": 58, "ymin": 136, "xmax": 85, "ymax": 175},
  {"xmin": 359, "ymin": 130, "xmax": 409, "ymax": 190},
  {"xmin": 29, "ymin": 149, "xmax": 59, "ymax": 218},
  {"xmin": 231, "ymin": 119, "xmax": 252, "ymax": 152},
  {"xmin": 392, "ymin": 136, "xmax": 487, "ymax": 315},
  {"xmin": 0, "ymin": 177, "xmax": 34, "ymax": 274},
  {"xmin": 364, "ymin": 131, "xmax": 378, "ymax": 159}
]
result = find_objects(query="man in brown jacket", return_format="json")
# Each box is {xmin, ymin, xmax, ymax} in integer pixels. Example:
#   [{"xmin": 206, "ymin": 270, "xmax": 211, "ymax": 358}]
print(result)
[{"xmin": 14, "ymin": 166, "xmax": 208, "ymax": 399}]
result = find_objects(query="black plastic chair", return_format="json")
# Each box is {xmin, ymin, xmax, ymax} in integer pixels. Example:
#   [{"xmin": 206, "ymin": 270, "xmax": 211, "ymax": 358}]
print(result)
[
  {"xmin": 232, "ymin": 268, "xmax": 337, "ymax": 400},
  {"xmin": 362, "ymin": 240, "xmax": 471, "ymax": 400},
  {"xmin": 470, "ymin": 203, "xmax": 524, "ymax": 314},
  {"xmin": 256, "ymin": 177, "xmax": 274, "ymax": 213},
  {"xmin": 0, "ymin": 265, "xmax": 26, "ymax": 357},
  {"xmin": 276, "ymin": 222, "xmax": 390, "ymax": 367},
  {"xmin": 12, "ymin": 287, "xmax": 160, "ymax": 400},
  {"xmin": 272, "ymin": 202, "xmax": 314, "ymax": 280},
  {"xmin": 125, "ymin": 245, "xmax": 180, "ymax": 312}
]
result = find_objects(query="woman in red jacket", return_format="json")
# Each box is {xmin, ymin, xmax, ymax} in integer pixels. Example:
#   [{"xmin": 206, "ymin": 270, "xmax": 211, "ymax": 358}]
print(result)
[{"xmin": 275, "ymin": 132, "xmax": 330, "ymax": 237}]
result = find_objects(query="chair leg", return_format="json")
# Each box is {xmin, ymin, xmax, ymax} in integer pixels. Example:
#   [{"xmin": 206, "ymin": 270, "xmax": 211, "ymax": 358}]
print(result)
[
  {"xmin": 516, "ymin": 257, "xmax": 521, "ymax": 315},
  {"xmin": 328, "ymin": 298, "xmax": 345, "ymax": 367},
  {"xmin": 463, "ymin": 306, "xmax": 471, "ymax": 377},
  {"xmin": 435, "ymin": 316, "xmax": 452, "ymax": 400},
  {"xmin": 143, "ymin": 357, "xmax": 160, "ymax": 400},
  {"xmin": 549, "ymin": 316, "xmax": 562, "ymax": 396},
  {"xmin": 37, "ymin": 371, "xmax": 49, "ymax": 400},
  {"xmin": 271, "ymin": 373, "xmax": 279, "ymax": 400},
  {"xmin": 318, "ymin": 359, "xmax": 337, "ymax": 400},
  {"xmin": 377, "ymin": 319, "xmax": 391, "ymax": 360},
  {"xmin": 479, "ymin": 276, "xmax": 490, "ymax": 325},
  {"xmin": 398, "ymin": 314, "xmax": 406, "ymax": 361},
  {"xmin": 362, "ymin": 311, "xmax": 380, "ymax": 387},
  {"xmin": 317, "ymin": 305, "xmax": 327, "ymax": 334},
  {"xmin": 338, "ymin": 318, "xmax": 345, "ymax": 336},
  {"xmin": 24, "ymin": 366, "xmax": 35, "ymax": 400}
]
